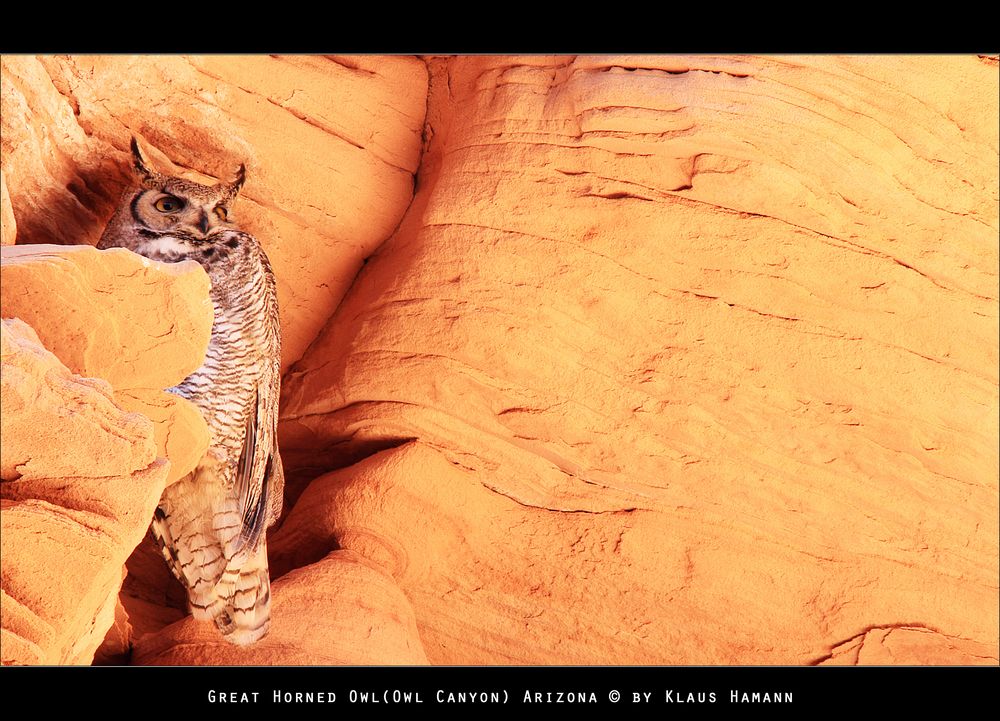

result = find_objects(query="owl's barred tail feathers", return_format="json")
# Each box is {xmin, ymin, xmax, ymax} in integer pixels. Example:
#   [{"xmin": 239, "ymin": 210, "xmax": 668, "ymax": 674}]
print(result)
[
  {"xmin": 179, "ymin": 541, "xmax": 272, "ymax": 646},
  {"xmin": 204, "ymin": 543, "xmax": 272, "ymax": 646},
  {"xmin": 151, "ymin": 491, "xmax": 273, "ymax": 646}
]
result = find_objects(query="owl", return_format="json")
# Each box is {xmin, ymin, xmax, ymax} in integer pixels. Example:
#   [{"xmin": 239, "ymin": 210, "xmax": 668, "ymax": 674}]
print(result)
[{"xmin": 98, "ymin": 138, "xmax": 283, "ymax": 645}]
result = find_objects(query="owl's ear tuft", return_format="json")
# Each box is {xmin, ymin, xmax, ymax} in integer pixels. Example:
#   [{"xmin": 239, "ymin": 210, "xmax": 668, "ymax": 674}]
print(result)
[
  {"xmin": 223, "ymin": 163, "xmax": 247, "ymax": 201},
  {"xmin": 130, "ymin": 137, "xmax": 159, "ymax": 188}
]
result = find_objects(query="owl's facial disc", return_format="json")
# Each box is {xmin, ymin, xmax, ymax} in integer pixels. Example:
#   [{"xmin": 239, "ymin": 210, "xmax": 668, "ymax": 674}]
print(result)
[{"xmin": 134, "ymin": 188, "xmax": 236, "ymax": 241}]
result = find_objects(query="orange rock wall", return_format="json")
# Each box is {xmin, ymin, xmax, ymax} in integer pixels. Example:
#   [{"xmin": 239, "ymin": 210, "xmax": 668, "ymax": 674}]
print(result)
[
  {"xmin": 278, "ymin": 56, "xmax": 999, "ymax": 664},
  {"xmin": 2, "ymin": 54, "xmax": 997, "ymax": 665}
]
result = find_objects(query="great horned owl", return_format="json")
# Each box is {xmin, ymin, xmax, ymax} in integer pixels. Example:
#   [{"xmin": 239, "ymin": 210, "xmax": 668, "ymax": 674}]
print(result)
[{"xmin": 98, "ymin": 138, "xmax": 283, "ymax": 645}]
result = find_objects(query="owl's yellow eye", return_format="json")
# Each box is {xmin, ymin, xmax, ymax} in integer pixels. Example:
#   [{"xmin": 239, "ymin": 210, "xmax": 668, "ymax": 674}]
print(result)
[
  {"xmin": 214, "ymin": 206, "xmax": 229, "ymax": 222},
  {"xmin": 154, "ymin": 196, "xmax": 184, "ymax": 213}
]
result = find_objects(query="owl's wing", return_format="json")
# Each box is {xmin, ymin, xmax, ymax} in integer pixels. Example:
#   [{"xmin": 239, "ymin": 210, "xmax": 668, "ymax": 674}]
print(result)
[{"xmin": 234, "ymin": 388, "xmax": 278, "ymax": 556}]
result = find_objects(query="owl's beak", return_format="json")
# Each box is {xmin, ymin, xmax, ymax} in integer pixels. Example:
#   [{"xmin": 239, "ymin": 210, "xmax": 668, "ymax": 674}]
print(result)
[{"xmin": 197, "ymin": 211, "xmax": 210, "ymax": 235}]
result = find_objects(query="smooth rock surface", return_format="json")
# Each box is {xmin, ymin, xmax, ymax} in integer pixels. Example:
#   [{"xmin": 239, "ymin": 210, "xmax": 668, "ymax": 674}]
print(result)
[{"xmin": 92, "ymin": 596, "xmax": 133, "ymax": 666}]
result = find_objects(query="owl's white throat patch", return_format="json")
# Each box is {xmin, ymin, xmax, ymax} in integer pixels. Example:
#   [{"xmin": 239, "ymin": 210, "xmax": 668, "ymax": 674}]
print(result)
[{"xmin": 141, "ymin": 235, "xmax": 193, "ymax": 258}]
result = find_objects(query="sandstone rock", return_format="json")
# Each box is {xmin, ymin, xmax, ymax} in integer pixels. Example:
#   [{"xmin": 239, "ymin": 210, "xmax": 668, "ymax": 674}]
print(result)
[
  {"xmin": 0, "ymin": 318, "xmax": 168, "ymax": 665},
  {"xmin": 0, "ymin": 169, "xmax": 15, "ymax": 245},
  {"xmin": 816, "ymin": 625, "xmax": 1000, "ymax": 665},
  {"xmin": 0, "ymin": 54, "xmax": 428, "ymax": 373},
  {"xmin": 119, "ymin": 593, "xmax": 186, "ymax": 646},
  {"xmin": 116, "ymin": 388, "xmax": 210, "ymax": 487},
  {"xmin": 0, "ymin": 242, "xmax": 216, "ymax": 662},
  {"xmin": 0, "ymin": 244, "xmax": 212, "ymax": 484},
  {"xmin": 0, "ymin": 318, "xmax": 154, "ymax": 481},
  {"xmin": 0, "ymin": 244, "xmax": 212, "ymax": 389},
  {"xmin": 119, "ymin": 534, "xmax": 190, "ymax": 641},
  {"xmin": 92, "ymin": 597, "xmax": 132, "ymax": 666},
  {"xmin": 278, "ymin": 56, "xmax": 999, "ymax": 664},
  {"xmin": 132, "ymin": 550, "xmax": 429, "ymax": 665}
]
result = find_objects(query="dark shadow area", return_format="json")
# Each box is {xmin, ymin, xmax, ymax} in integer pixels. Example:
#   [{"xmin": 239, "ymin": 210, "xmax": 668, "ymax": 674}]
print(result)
[{"xmin": 12, "ymin": 155, "xmax": 129, "ymax": 247}]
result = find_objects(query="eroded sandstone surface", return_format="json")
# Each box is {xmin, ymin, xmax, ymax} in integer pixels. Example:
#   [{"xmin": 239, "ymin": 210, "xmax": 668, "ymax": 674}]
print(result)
[
  {"xmin": 0, "ymin": 318, "xmax": 167, "ymax": 664},
  {"xmin": 277, "ymin": 56, "xmax": 999, "ymax": 665},
  {"xmin": 0, "ymin": 244, "xmax": 212, "ymax": 484}
]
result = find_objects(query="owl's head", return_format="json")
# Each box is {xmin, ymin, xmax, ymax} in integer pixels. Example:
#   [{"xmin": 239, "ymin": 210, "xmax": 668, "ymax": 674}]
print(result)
[
  {"xmin": 98, "ymin": 138, "xmax": 248, "ymax": 258},
  {"xmin": 127, "ymin": 137, "xmax": 245, "ymax": 240}
]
